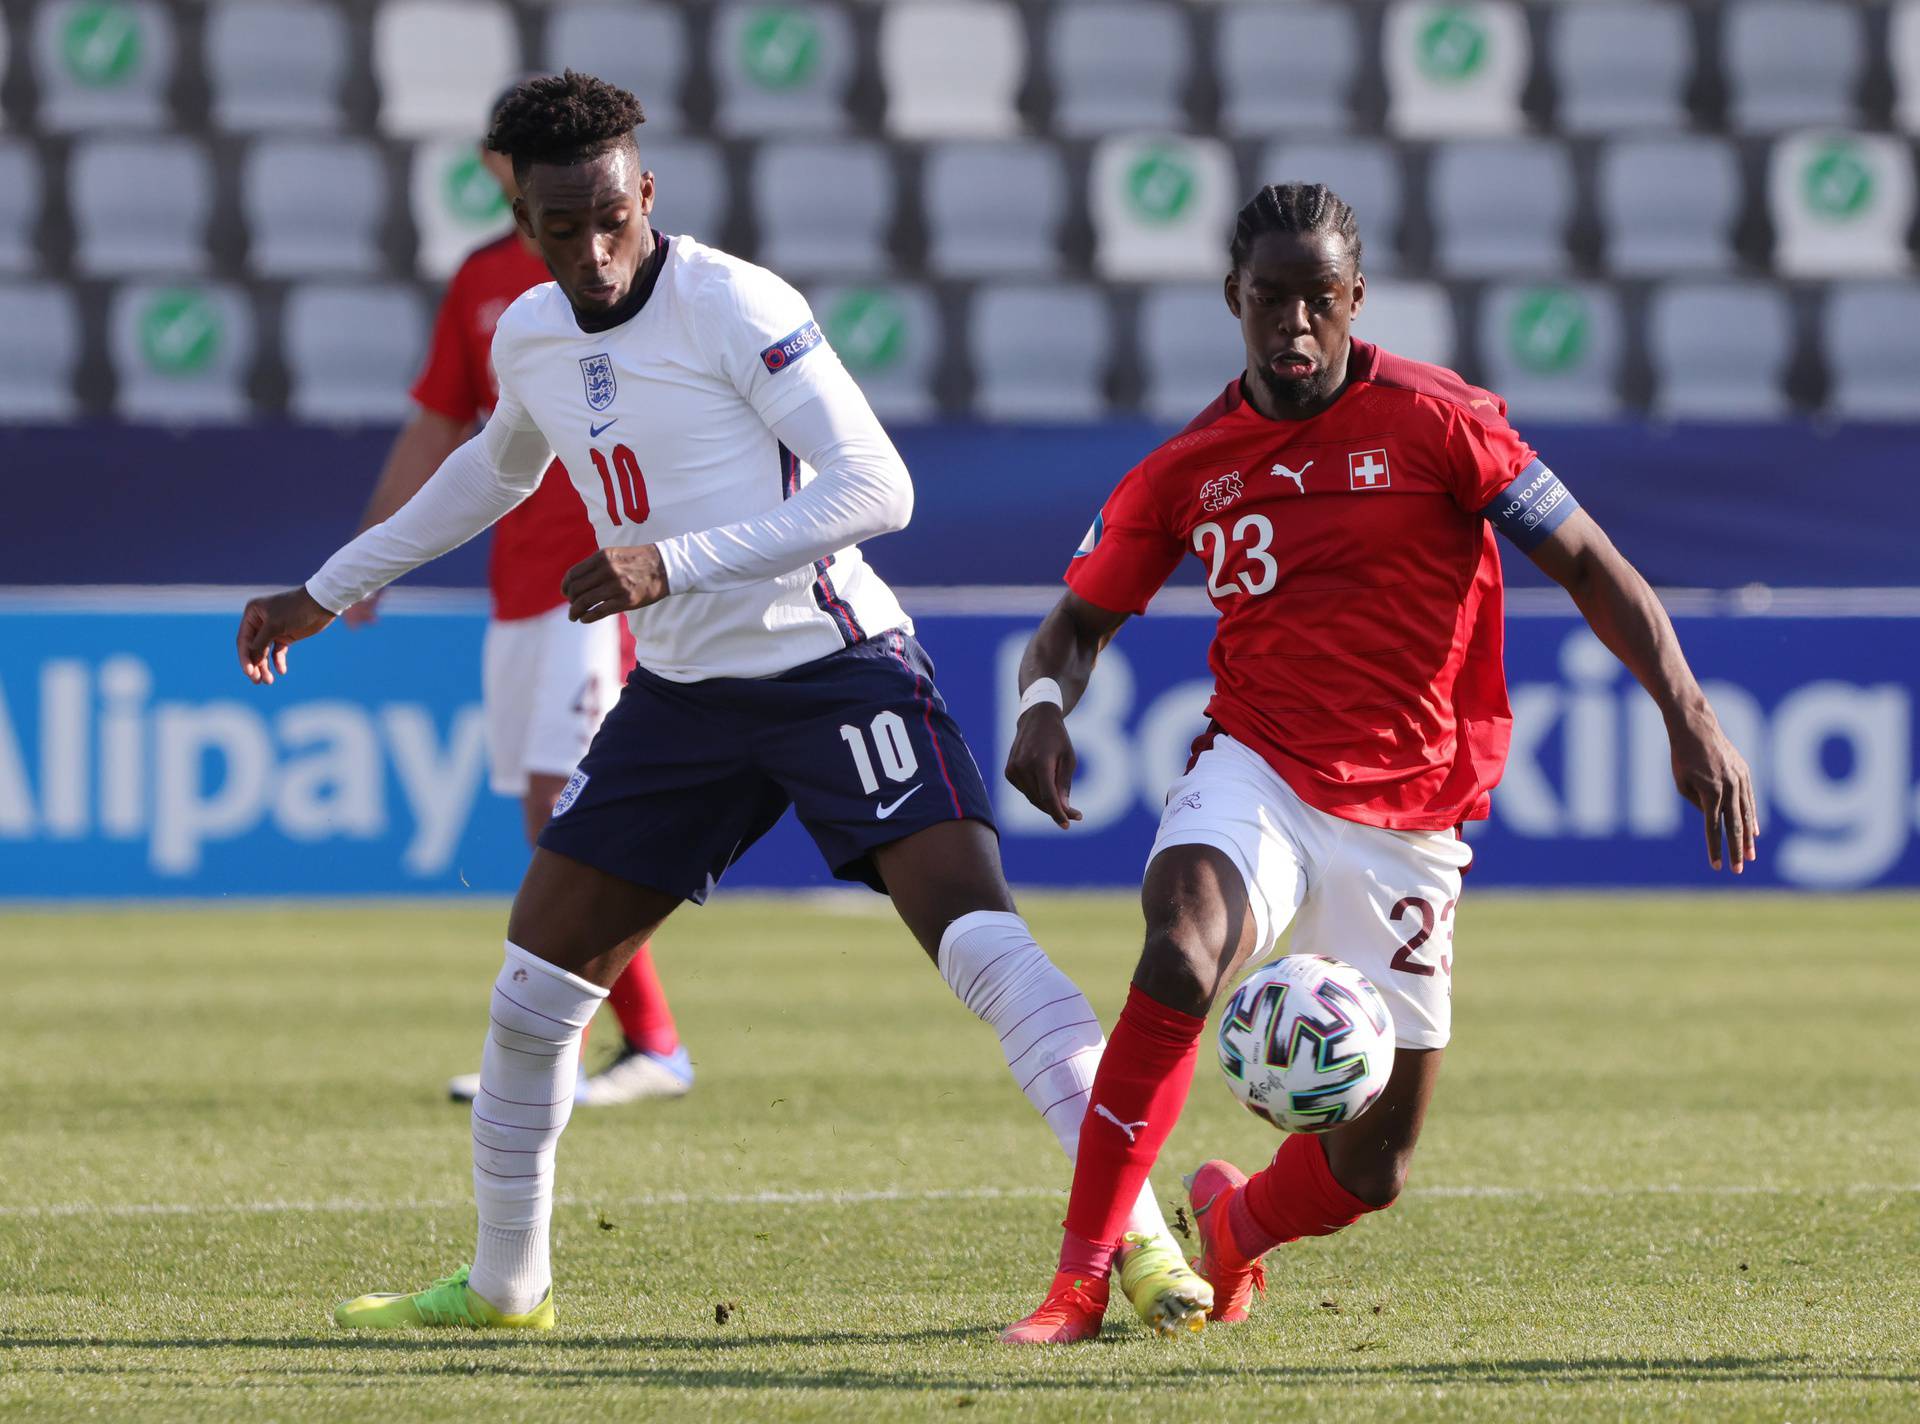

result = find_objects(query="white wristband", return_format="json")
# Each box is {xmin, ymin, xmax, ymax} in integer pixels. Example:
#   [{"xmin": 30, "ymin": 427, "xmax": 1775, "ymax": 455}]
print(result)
[{"xmin": 1018, "ymin": 678, "xmax": 1065, "ymax": 716}]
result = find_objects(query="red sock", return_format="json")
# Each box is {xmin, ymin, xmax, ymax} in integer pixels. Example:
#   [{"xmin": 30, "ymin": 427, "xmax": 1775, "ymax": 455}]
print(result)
[
  {"xmin": 605, "ymin": 941, "xmax": 680, "ymax": 1056},
  {"xmin": 1225, "ymin": 1133, "xmax": 1379, "ymax": 1266},
  {"xmin": 1057, "ymin": 985, "xmax": 1206, "ymax": 1275}
]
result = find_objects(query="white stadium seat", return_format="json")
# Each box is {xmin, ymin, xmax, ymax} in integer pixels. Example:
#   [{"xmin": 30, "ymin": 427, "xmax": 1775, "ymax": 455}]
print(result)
[{"xmin": 375, "ymin": 0, "xmax": 519, "ymax": 139}]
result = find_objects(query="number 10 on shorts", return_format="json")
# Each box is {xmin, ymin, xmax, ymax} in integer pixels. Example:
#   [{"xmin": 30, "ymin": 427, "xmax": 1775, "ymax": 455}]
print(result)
[{"xmin": 839, "ymin": 712, "xmax": 919, "ymax": 795}]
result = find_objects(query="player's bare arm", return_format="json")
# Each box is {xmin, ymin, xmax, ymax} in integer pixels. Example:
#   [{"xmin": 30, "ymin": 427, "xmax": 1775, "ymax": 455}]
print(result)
[
  {"xmin": 562, "ymin": 544, "xmax": 670, "ymax": 623},
  {"xmin": 341, "ymin": 409, "xmax": 470, "ymax": 626},
  {"xmin": 236, "ymin": 585, "xmax": 335, "ymax": 684},
  {"xmin": 1528, "ymin": 507, "xmax": 1758, "ymax": 873},
  {"xmin": 1005, "ymin": 591, "xmax": 1129, "ymax": 828}
]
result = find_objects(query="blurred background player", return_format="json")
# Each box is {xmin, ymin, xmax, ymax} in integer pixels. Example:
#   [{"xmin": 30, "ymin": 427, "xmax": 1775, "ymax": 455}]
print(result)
[
  {"xmin": 1000, "ymin": 184, "xmax": 1757, "ymax": 1343},
  {"xmin": 344, "ymin": 93, "xmax": 690, "ymax": 1109}
]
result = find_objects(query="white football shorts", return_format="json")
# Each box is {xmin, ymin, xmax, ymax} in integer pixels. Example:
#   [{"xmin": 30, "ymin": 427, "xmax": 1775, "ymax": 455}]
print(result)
[
  {"xmin": 482, "ymin": 605, "xmax": 623, "ymax": 796},
  {"xmin": 1148, "ymin": 734, "xmax": 1475, "ymax": 1049}
]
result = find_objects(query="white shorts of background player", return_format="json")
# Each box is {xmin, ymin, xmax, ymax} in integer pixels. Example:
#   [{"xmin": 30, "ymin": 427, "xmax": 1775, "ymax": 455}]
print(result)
[
  {"xmin": 1148, "ymin": 734, "xmax": 1475, "ymax": 1050},
  {"xmin": 481, "ymin": 605, "xmax": 623, "ymax": 796}
]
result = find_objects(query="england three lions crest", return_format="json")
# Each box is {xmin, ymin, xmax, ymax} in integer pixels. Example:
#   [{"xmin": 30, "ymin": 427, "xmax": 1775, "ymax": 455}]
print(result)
[{"xmin": 579, "ymin": 353, "xmax": 617, "ymax": 412}]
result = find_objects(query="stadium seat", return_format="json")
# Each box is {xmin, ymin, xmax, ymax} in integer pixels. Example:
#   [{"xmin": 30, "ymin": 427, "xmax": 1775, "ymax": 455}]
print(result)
[
  {"xmin": 1477, "ymin": 282, "xmax": 1624, "ymax": 420},
  {"xmin": 1353, "ymin": 280, "xmax": 1456, "ymax": 370},
  {"xmin": 969, "ymin": 283, "xmax": 1111, "ymax": 421},
  {"xmin": 1428, "ymin": 141, "xmax": 1573, "ymax": 277},
  {"xmin": 881, "ymin": 1, "xmax": 1024, "ymax": 138},
  {"xmin": 1383, "ymin": 0, "xmax": 1528, "ymax": 137},
  {"xmin": 374, "ymin": 0, "xmax": 519, "ymax": 140},
  {"xmin": 71, "ymin": 136, "xmax": 211, "ymax": 277},
  {"xmin": 1823, "ymin": 282, "xmax": 1920, "ymax": 420},
  {"xmin": 32, "ymin": 0, "xmax": 175, "ymax": 132},
  {"xmin": 0, "ymin": 142, "xmax": 42, "ymax": 274},
  {"xmin": 807, "ymin": 282, "xmax": 939, "ymax": 421},
  {"xmin": 1598, "ymin": 137, "xmax": 1742, "ymax": 276},
  {"xmin": 1047, "ymin": 2, "xmax": 1191, "ymax": 139},
  {"xmin": 0, "ymin": 283, "xmax": 81, "ymax": 420},
  {"xmin": 1769, "ymin": 131, "xmax": 1915, "ymax": 277},
  {"xmin": 284, "ymin": 283, "xmax": 429, "ymax": 425},
  {"xmin": 1138, "ymin": 283, "xmax": 1244, "ymax": 424},
  {"xmin": 712, "ymin": 3, "xmax": 856, "ymax": 136},
  {"xmin": 1257, "ymin": 140, "xmax": 1406, "ymax": 275},
  {"xmin": 242, "ymin": 138, "xmax": 385, "ymax": 278},
  {"xmin": 1724, "ymin": 0, "xmax": 1864, "ymax": 132},
  {"xmin": 1647, "ymin": 281, "xmax": 1793, "ymax": 420},
  {"xmin": 1895, "ymin": 2, "xmax": 1920, "ymax": 133},
  {"xmin": 409, "ymin": 139, "xmax": 514, "ymax": 281},
  {"xmin": 109, "ymin": 281, "xmax": 256, "ymax": 424},
  {"xmin": 545, "ymin": 4, "xmax": 689, "ymax": 133},
  {"xmin": 922, "ymin": 141, "xmax": 1066, "ymax": 277},
  {"xmin": 0, "ymin": 15, "xmax": 9, "ymax": 130},
  {"xmin": 643, "ymin": 139, "xmax": 729, "ymax": 246},
  {"xmin": 1215, "ymin": 3, "xmax": 1361, "ymax": 136},
  {"xmin": 1091, "ymin": 134, "xmax": 1236, "ymax": 281},
  {"xmin": 751, "ymin": 140, "xmax": 894, "ymax": 278},
  {"xmin": 1549, "ymin": 1, "xmax": 1691, "ymax": 135},
  {"xmin": 206, "ymin": 0, "xmax": 347, "ymax": 131}
]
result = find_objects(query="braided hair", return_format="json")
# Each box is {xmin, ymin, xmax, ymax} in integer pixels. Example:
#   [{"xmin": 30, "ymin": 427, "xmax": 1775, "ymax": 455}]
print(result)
[
  {"xmin": 485, "ymin": 70, "xmax": 645, "ymax": 180},
  {"xmin": 1229, "ymin": 183, "xmax": 1362, "ymax": 272}
]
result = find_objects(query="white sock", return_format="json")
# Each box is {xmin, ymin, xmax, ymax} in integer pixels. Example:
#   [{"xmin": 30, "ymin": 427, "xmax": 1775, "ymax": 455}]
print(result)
[
  {"xmin": 468, "ymin": 941, "xmax": 607, "ymax": 1314},
  {"xmin": 938, "ymin": 910, "xmax": 1177, "ymax": 1250}
]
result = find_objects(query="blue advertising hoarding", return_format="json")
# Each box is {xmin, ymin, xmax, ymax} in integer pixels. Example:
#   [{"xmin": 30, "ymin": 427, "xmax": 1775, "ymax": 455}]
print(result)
[{"xmin": 1, "ymin": 587, "xmax": 1915, "ymax": 899}]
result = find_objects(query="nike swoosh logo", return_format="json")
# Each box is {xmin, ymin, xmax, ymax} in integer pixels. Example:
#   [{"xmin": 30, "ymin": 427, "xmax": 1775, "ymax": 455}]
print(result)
[
  {"xmin": 875, "ymin": 785, "xmax": 923, "ymax": 820},
  {"xmin": 589, "ymin": 419, "xmax": 619, "ymax": 438}
]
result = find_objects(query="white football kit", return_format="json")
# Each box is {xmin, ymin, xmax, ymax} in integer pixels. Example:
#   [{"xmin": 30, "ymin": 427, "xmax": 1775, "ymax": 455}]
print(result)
[
  {"xmin": 481, "ymin": 608, "xmax": 621, "ymax": 795},
  {"xmin": 309, "ymin": 234, "xmax": 912, "ymax": 681}
]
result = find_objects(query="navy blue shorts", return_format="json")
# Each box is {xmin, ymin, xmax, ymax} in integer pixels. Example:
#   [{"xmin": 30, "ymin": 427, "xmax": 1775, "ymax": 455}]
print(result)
[{"xmin": 537, "ymin": 629, "xmax": 996, "ymax": 902}]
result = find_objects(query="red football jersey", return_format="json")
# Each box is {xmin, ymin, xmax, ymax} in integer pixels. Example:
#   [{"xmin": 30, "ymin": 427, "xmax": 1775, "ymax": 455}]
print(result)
[
  {"xmin": 1066, "ymin": 339, "xmax": 1574, "ymax": 832},
  {"xmin": 410, "ymin": 233, "xmax": 596, "ymax": 621}
]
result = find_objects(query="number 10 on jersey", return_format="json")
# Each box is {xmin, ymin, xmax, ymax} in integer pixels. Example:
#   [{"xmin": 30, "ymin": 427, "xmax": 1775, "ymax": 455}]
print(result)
[{"xmin": 590, "ymin": 444, "xmax": 649, "ymax": 525}]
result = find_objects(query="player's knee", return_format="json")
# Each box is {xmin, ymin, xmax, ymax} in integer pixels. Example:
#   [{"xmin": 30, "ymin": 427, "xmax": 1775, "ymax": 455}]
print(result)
[
  {"xmin": 1331, "ymin": 1149, "xmax": 1413, "ymax": 1210},
  {"xmin": 1132, "ymin": 925, "xmax": 1224, "ymax": 1018}
]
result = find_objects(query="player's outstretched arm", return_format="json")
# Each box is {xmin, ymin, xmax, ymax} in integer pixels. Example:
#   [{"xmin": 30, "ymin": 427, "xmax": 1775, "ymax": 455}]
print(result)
[
  {"xmin": 1527, "ymin": 508, "xmax": 1758, "ymax": 873},
  {"xmin": 340, "ymin": 408, "xmax": 471, "ymax": 626},
  {"xmin": 1005, "ymin": 591, "xmax": 1130, "ymax": 829}
]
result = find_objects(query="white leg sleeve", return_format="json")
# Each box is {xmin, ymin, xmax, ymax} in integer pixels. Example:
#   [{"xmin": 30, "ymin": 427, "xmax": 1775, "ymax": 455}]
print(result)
[
  {"xmin": 468, "ymin": 942, "xmax": 607, "ymax": 1315},
  {"xmin": 937, "ymin": 911, "xmax": 1176, "ymax": 1249}
]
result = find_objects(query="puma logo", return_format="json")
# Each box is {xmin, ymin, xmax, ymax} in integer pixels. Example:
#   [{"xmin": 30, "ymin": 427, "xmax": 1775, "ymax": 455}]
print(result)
[
  {"xmin": 1094, "ymin": 1103, "xmax": 1149, "ymax": 1143},
  {"xmin": 1470, "ymin": 398, "xmax": 1495, "ymax": 410},
  {"xmin": 1270, "ymin": 460, "xmax": 1313, "ymax": 494}
]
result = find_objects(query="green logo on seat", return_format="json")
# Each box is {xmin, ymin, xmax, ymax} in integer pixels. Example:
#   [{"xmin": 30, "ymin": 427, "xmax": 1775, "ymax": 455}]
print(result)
[
  {"xmin": 1125, "ymin": 145, "xmax": 1197, "ymax": 225},
  {"xmin": 1415, "ymin": 5, "xmax": 1488, "ymax": 84},
  {"xmin": 1802, "ymin": 139, "xmax": 1875, "ymax": 220},
  {"xmin": 445, "ymin": 152, "xmax": 509, "ymax": 226},
  {"xmin": 139, "ymin": 289, "xmax": 221, "ymax": 376},
  {"xmin": 63, "ymin": 2, "xmax": 143, "ymax": 87},
  {"xmin": 741, "ymin": 8, "xmax": 820, "ymax": 91},
  {"xmin": 1508, "ymin": 288, "xmax": 1588, "ymax": 374},
  {"xmin": 823, "ymin": 289, "xmax": 905, "ymax": 373}
]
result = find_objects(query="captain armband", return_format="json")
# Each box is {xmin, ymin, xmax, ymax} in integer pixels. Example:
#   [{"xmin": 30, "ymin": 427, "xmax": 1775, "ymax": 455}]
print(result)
[{"xmin": 1481, "ymin": 459, "xmax": 1579, "ymax": 552}]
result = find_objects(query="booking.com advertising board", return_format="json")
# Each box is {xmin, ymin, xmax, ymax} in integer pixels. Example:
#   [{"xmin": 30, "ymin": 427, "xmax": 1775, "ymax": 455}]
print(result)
[{"xmin": 1, "ymin": 588, "xmax": 1916, "ymax": 899}]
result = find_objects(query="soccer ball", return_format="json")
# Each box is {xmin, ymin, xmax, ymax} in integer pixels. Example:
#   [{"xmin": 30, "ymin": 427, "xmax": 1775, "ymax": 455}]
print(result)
[{"xmin": 1216, "ymin": 955, "xmax": 1395, "ymax": 1133}]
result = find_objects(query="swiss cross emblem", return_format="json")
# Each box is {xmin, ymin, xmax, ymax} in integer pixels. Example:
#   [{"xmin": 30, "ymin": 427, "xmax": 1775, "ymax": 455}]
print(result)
[{"xmin": 1348, "ymin": 449, "xmax": 1391, "ymax": 491}]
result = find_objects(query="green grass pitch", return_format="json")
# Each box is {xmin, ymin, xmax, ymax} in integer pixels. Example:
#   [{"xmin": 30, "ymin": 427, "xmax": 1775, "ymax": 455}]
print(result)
[{"xmin": 3, "ymin": 892, "xmax": 1917, "ymax": 1422}]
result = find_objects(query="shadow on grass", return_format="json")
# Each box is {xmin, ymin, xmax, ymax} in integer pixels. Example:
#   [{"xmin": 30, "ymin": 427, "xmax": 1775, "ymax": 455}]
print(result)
[{"xmin": 4, "ymin": 1334, "xmax": 1916, "ymax": 1393}]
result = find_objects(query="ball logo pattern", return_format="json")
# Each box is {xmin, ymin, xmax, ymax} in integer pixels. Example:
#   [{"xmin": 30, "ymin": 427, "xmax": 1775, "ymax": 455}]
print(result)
[{"xmin": 1217, "ymin": 955, "xmax": 1395, "ymax": 1133}]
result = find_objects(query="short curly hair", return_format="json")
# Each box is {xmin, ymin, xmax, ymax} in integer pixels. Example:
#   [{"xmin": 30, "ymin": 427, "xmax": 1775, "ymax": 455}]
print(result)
[{"xmin": 485, "ymin": 70, "xmax": 645, "ymax": 179}]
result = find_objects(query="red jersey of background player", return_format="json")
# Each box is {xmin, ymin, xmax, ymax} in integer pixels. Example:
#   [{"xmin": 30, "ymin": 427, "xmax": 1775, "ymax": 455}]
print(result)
[
  {"xmin": 410, "ymin": 233, "xmax": 595, "ymax": 622},
  {"xmin": 1066, "ymin": 338, "xmax": 1576, "ymax": 832}
]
